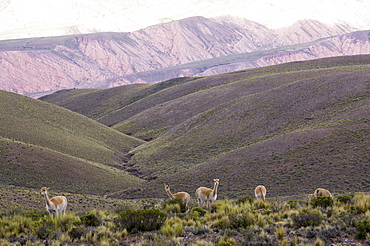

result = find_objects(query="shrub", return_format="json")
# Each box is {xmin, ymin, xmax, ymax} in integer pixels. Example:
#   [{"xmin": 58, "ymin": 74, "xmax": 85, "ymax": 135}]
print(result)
[
  {"xmin": 215, "ymin": 238, "xmax": 238, "ymax": 246},
  {"xmin": 80, "ymin": 213, "xmax": 101, "ymax": 227},
  {"xmin": 191, "ymin": 207, "xmax": 207, "ymax": 217},
  {"xmin": 163, "ymin": 198, "xmax": 187, "ymax": 213},
  {"xmin": 228, "ymin": 213, "xmax": 255, "ymax": 229},
  {"xmin": 356, "ymin": 220, "xmax": 370, "ymax": 239},
  {"xmin": 115, "ymin": 209, "xmax": 167, "ymax": 233},
  {"xmin": 292, "ymin": 212, "xmax": 322, "ymax": 228},
  {"xmin": 236, "ymin": 196, "xmax": 253, "ymax": 205},
  {"xmin": 69, "ymin": 227, "xmax": 85, "ymax": 239},
  {"xmin": 287, "ymin": 200, "xmax": 307, "ymax": 209},
  {"xmin": 336, "ymin": 195, "xmax": 354, "ymax": 204},
  {"xmin": 37, "ymin": 221, "xmax": 56, "ymax": 240},
  {"xmin": 311, "ymin": 197, "xmax": 333, "ymax": 208}
]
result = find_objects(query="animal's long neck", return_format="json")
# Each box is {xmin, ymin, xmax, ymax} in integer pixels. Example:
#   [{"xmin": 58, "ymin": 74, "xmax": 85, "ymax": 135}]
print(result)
[
  {"xmin": 43, "ymin": 192, "xmax": 51, "ymax": 207},
  {"xmin": 166, "ymin": 189, "xmax": 175, "ymax": 199},
  {"xmin": 212, "ymin": 182, "xmax": 219, "ymax": 197}
]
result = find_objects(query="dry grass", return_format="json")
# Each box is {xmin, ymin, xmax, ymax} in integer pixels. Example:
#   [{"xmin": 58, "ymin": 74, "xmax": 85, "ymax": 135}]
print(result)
[{"xmin": 0, "ymin": 191, "xmax": 369, "ymax": 245}]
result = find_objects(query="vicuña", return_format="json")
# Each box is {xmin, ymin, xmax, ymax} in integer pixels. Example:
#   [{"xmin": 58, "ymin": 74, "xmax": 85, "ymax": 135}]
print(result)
[
  {"xmin": 40, "ymin": 187, "xmax": 68, "ymax": 218},
  {"xmin": 254, "ymin": 185, "xmax": 267, "ymax": 202},
  {"xmin": 195, "ymin": 179, "xmax": 219, "ymax": 210},
  {"xmin": 308, "ymin": 188, "xmax": 333, "ymax": 199},
  {"xmin": 164, "ymin": 184, "xmax": 191, "ymax": 206}
]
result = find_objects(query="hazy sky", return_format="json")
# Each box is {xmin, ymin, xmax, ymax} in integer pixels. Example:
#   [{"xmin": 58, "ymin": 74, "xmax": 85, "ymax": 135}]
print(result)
[{"xmin": 1, "ymin": 0, "xmax": 369, "ymax": 40}]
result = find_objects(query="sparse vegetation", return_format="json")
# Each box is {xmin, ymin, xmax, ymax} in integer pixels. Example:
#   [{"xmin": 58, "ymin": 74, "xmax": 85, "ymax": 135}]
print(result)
[
  {"xmin": 1, "ymin": 55, "xmax": 370, "ymax": 245},
  {"xmin": 0, "ymin": 194, "xmax": 370, "ymax": 246},
  {"xmin": 2, "ymin": 194, "xmax": 369, "ymax": 245}
]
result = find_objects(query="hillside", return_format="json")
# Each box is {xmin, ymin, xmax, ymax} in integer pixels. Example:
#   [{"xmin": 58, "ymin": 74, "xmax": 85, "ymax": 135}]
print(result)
[
  {"xmin": 0, "ymin": 16, "xmax": 360, "ymax": 95},
  {"xmin": 40, "ymin": 55, "xmax": 370, "ymax": 199},
  {"xmin": 0, "ymin": 90, "xmax": 145, "ymax": 195}
]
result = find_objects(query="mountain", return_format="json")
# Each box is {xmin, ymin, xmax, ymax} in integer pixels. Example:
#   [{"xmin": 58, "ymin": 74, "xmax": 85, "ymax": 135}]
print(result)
[
  {"xmin": 1, "ymin": 0, "xmax": 370, "ymax": 40},
  {"xmin": 0, "ymin": 16, "xmax": 361, "ymax": 96},
  {"xmin": 40, "ymin": 54, "xmax": 370, "ymax": 199},
  {"xmin": 0, "ymin": 90, "xmax": 145, "ymax": 195}
]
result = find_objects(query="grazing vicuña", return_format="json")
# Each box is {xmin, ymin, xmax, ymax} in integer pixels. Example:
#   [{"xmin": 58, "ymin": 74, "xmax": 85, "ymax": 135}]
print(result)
[{"xmin": 254, "ymin": 185, "xmax": 267, "ymax": 202}]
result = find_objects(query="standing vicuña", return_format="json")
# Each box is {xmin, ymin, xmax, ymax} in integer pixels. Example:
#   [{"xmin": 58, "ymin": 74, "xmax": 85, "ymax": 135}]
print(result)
[
  {"xmin": 40, "ymin": 187, "xmax": 68, "ymax": 218},
  {"xmin": 254, "ymin": 185, "xmax": 267, "ymax": 202},
  {"xmin": 195, "ymin": 179, "xmax": 219, "ymax": 210},
  {"xmin": 164, "ymin": 184, "xmax": 191, "ymax": 206}
]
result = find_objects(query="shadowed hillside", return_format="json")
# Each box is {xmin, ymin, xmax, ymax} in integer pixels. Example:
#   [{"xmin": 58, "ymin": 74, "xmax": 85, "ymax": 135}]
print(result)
[
  {"xmin": 0, "ymin": 90, "xmax": 145, "ymax": 195},
  {"xmin": 40, "ymin": 55, "xmax": 370, "ymax": 200}
]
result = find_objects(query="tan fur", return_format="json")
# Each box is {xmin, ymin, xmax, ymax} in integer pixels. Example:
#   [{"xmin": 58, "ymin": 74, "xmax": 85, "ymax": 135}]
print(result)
[
  {"xmin": 307, "ymin": 193, "xmax": 316, "ymax": 200},
  {"xmin": 314, "ymin": 188, "xmax": 332, "ymax": 197},
  {"xmin": 164, "ymin": 184, "xmax": 191, "ymax": 205},
  {"xmin": 254, "ymin": 185, "xmax": 267, "ymax": 202},
  {"xmin": 40, "ymin": 187, "xmax": 68, "ymax": 218},
  {"xmin": 195, "ymin": 179, "xmax": 219, "ymax": 210}
]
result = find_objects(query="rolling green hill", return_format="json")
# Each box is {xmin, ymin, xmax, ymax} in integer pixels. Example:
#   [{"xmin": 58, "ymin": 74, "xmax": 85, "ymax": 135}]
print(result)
[
  {"xmin": 36, "ymin": 55, "xmax": 370, "ymax": 199},
  {"xmin": 0, "ymin": 90, "xmax": 145, "ymax": 195}
]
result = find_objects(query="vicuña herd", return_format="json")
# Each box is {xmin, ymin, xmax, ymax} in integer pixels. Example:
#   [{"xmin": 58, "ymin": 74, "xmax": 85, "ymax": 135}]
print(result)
[{"xmin": 40, "ymin": 181, "xmax": 333, "ymax": 218}]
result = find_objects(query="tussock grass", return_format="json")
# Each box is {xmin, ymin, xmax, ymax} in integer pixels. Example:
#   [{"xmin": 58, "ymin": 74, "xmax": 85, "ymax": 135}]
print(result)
[{"xmin": 0, "ymin": 193, "xmax": 369, "ymax": 245}]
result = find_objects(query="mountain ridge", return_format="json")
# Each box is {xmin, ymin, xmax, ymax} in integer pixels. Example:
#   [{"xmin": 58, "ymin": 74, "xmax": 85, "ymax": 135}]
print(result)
[{"xmin": 0, "ymin": 16, "xmax": 363, "ymax": 96}]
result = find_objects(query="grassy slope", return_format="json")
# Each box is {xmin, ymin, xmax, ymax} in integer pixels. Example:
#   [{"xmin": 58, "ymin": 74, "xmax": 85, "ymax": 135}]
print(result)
[
  {"xmin": 122, "ymin": 56, "xmax": 370, "ymax": 199},
  {"xmin": 39, "ymin": 55, "xmax": 370, "ymax": 199},
  {"xmin": 0, "ymin": 90, "xmax": 145, "ymax": 194}
]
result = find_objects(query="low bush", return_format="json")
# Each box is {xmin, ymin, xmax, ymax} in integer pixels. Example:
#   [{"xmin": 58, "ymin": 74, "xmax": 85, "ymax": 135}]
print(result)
[
  {"xmin": 287, "ymin": 200, "xmax": 307, "ymax": 209},
  {"xmin": 311, "ymin": 197, "xmax": 333, "ymax": 208},
  {"xmin": 163, "ymin": 198, "xmax": 187, "ymax": 213},
  {"xmin": 36, "ymin": 221, "xmax": 56, "ymax": 240},
  {"xmin": 236, "ymin": 196, "xmax": 253, "ymax": 205},
  {"xmin": 80, "ymin": 213, "xmax": 101, "ymax": 227},
  {"xmin": 292, "ymin": 212, "xmax": 323, "ymax": 228},
  {"xmin": 356, "ymin": 220, "xmax": 370, "ymax": 239},
  {"xmin": 337, "ymin": 195, "xmax": 354, "ymax": 204},
  {"xmin": 191, "ymin": 207, "xmax": 207, "ymax": 217},
  {"xmin": 228, "ymin": 213, "xmax": 255, "ymax": 229},
  {"xmin": 69, "ymin": 226, "xmax": 85, "ymax": 240},
  {"xmin": 115, "ymin": 209, "xmax": 167, "ymax": 233}
]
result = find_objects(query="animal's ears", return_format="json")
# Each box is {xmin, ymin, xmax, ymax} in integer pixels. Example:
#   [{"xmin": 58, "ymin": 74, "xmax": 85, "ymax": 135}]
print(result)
[{"xmin": 46, "ymin": 187, "xmax": 50, "ymax": 190}]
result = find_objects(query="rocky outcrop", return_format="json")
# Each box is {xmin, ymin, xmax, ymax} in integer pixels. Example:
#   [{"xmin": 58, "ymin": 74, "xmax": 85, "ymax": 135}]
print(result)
[{"xmin": 0, "ymin": 16, "xmax": 365, "ymax": 95}]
